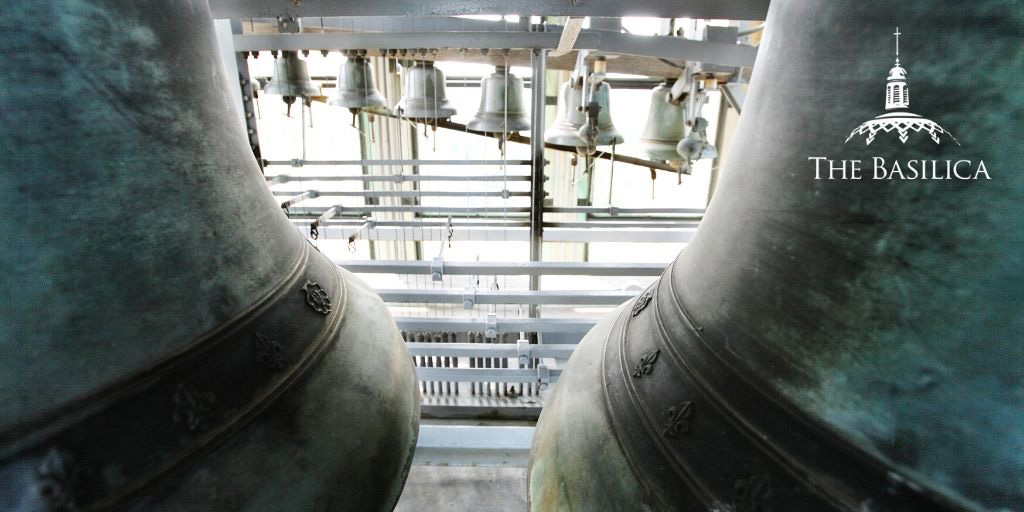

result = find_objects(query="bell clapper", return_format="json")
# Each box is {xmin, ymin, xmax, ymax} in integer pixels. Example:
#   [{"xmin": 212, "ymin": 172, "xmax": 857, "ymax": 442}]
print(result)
[
  {"xmin": 650, "ymin": 168, "xmax": 657, "ymax": 199},
  {"xmin": 283, "ymin": 96, "xmax": 294, "ymax": 117}
]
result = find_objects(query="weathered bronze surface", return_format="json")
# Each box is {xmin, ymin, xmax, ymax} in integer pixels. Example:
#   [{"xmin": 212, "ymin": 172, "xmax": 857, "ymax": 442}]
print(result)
[
  {"xmin": 529, "ymin": 1, "xmax": 1023, "ymax": 510},
  {"xmin": 0, "ymin": 1, "xmax": 418, "ymax": 510}
]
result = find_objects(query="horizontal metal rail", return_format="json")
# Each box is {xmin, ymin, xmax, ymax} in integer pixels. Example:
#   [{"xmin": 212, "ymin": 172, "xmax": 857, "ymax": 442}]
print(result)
[
  {"xmin": 289, "ymin": 205, "xmax": 699, "ymax": 217},
  {"xmin": 547, "ymin": 206, "xmax": 706, "ymax": 215},
  {"xmin": 230, "ymin": 31, "xmax": 758, "ymax": 68},
  {"xmin": 339, "ymin": 260, "xmax": 666, "ymax": 276},
  {"xmin": 415, "ymin": 367, "xmax": 561, "ymax": 383},
  {"xmin": 267, "ymin": 174, "xmax": 531, "ymax": 183},
  {"xmin": 211, "ymin": 0, "xmax": 769, "ymax": 21},
  {"xmin": 296, "ymin": 224, "xmax": 696, "ymax": 243},
  {"xmin": 387, "ymin": 115, "xmax": 683, "ymax": 174},
  {"xmin": 290, "ymin": 205, "xmax": 531, "ymax": 215},
  {"xmin": 394, "ymin": 317, "xmax": 597, "ymax": 334},
  {"xmin": 265, "ymin": 159, "xmax": 531, "ymax": 166},
  {"xmin": 545, "ymin": 221, "xmax": 701, "ymax": 229},
  {"xmin": 413, "ymin": 425, "xmax": 535, "ymax": 468},
  {"xmin": 296, "ymin": 219, "xmax": 531, "ymax": 228},
  {"xmin": 380, "ymin": 289, "xmax": 635, "ymax": 305},
  {"xmin": 271, "ymin": 189, "xmax": 530, "ymax": 198},
  {"xmin": 405, "ymin": 342, "xmax": 576, "ymax": 359},
  {"xmin": 234, "ymin": 31, "xmax": 602, "ymax": 52}
]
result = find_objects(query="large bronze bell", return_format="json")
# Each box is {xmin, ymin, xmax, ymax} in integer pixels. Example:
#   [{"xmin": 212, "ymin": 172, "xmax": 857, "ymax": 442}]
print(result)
[
  {"xmin": 530, "ymin": 1, "xmax": 1023, "ymax": 511},
  {"xmin": 329, "ymin": 55, "xmax": 387, "ymax": 114},
  {"xmin": 264, "ymin": 50, "xmax": 320, "ymax": 113},
  {"xmin": 394, "ymin": 61, "xmax": 457, "ymax": 120},
  {"xmin": 467, "ymin": 66, "xmax": 530, "ymax": 134},
  {"xmin": 0, "ymin": 1, "xmax": 419, "ymax": 510},
  {"xmin": 544, "ymin": 79, "xmax": 623, "ymax": 151},
  {"xmin": 638, "ymin": 81, "xmax": 686, "ymax": 161}
]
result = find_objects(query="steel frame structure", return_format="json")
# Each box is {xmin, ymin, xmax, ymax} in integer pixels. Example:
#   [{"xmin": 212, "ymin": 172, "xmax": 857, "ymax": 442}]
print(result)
[{"xmin": 218, "ymin": 10, "xmax": 748, "ymax": 466}]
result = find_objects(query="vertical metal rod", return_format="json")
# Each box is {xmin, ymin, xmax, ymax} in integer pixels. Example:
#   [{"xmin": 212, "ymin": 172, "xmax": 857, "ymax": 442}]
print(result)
[
  {"xmin": 469, "ymin": 333, "xmax": 477, "ymax": 396},
  {"xmin": 708, "ymin": 93, "xmax": 731, "ymax": 205},
  {"xmin": 230, "ymin": 20, "xmax": 263, "ymax": 170},
  {"xmin": 528, "ymin": 47, "xmax": 547, "ymax": 319}
]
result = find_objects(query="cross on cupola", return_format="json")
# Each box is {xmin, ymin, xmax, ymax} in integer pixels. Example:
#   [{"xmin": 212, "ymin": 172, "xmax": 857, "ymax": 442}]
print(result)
[
  {"xmin": 846, "ymin": 26, "xmax": 959, "ymax": 145},
  {"xmin": 885, "ymin": 26, "xmax": 909, "ymax": 110},
  {"xmin": 894, "ymin": 26, "xmax": 901, "ymax": 59}
]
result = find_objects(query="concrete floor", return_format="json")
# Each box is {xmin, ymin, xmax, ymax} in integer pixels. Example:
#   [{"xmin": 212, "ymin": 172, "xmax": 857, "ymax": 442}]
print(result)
[{"xmin": 395, "ymin": 465, "xmax": 528, "ymax": 512}]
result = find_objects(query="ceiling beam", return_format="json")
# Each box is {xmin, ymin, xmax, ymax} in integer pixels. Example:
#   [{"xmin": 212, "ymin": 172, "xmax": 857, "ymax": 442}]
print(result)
[
  {"xmin": 232, "ymin": 30, "xmax": 756, "ymax": 68},
  {"xmin": 209, "ymin": 0, "xmax": 769, "ymax": 20}
]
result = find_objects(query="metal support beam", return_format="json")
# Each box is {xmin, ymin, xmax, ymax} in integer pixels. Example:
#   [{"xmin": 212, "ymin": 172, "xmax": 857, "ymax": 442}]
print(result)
[
  {"xmin": 413, "ymin": 425, "xmax": 534, "ymax": 468},
  {"xmin": 394, "ymin": 316, "xmax": 597, "ymax": 334},
  {"xmin": 379, "ymin": 289, "xmax": 635, "ymax": 305},
  {"xmin": 271, "ymin": 190, "xmax": 530, "ymax": 198},
  {"xmin": 233, "ymin": 31, "xmax": 599, "ymax": 52},
  {"xmin": 405, "ymin": 342, "xmax": 576, "ymax": 359},
  {"xmin": 231, "ymin": 30, "xmax": 757, "ymax": 69},
  {"xmin": 529, "ymin": 48, "xmax": 547, "ymax": 319},
  {"xmin": 291, "ymin": 224, "xmax": 697, "ymax": 243},
  {"xmin": 290, "ymin": 205, "xmax": 531, "ymax": 215},
  {"xmin": 415, "ymin": 367, "xmax": 561, "ymax": 384},
  {"xmin": 267, "ymin": 174, "xmax": 531, "ymax": 183},
  {"xmin": 209, "ymin": 0, "xmax": 769, "ymax": 21},
  {"xmin": 265, "ymin": 158, "xmax": 531, "ymax": 166},
  {"xmin": 337, "ymin": 260, "xmax": 666, "ymax": 276},
  {"xmin": 394, "ymin": 115, "xmax": 682, "ymax": 174},
  {"xmin": 546, "ymin": 206, "xmax": 705, "ymax": 215}
]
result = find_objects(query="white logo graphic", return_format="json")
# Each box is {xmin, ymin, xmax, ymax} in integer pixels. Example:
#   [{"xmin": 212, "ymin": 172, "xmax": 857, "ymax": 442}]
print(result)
[{"xmin": 846, "ymin": 28, "xmax": 959, "ymax": 146}]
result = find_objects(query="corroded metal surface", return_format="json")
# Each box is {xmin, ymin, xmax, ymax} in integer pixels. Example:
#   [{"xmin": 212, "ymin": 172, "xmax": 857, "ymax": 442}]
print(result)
[
  {"xmin": 0, "ymin": 1, "xmax": 418, "ymax": 510},
  {"xmin": 529, "ymin": 1, "xmax": 1023, "ymax": 510}
]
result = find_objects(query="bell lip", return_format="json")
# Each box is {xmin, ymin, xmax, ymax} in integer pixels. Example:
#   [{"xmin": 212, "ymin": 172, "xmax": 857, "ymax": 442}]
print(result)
[
  {"xmin": 263, "ymin": 83, "xmax": 320, "ymax": 98},
  {"xmin": 593, "ymin": 132, "xmax": 626, "ymax": 146},
  {"xmin": 638, "ymin": 139, "xmax": 684, "ymax": 161},
  {"xmin": 467, "ymin": 113, "xmax": 531, "ymax": 133},
  {"xmin": 392, "ymin": 100, "xmax": 457, "ymax": 119},
  {"xmin": 544, "ymin": 126, "xmax": 586, "ymax": 146},
  {"xmin": 328, "ymin": 92, "xmax": 387, "ymax": 110}
]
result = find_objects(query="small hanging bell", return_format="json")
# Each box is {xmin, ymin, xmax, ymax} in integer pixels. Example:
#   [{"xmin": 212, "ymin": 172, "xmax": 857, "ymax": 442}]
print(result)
[
  {"xmin": 467, "ymin": 66, "xmax": 530, "ymax": 134},
  {"xmin": 263, "ymin": 50, "xmax": 319, "ymax": 112},
  {"xmin": 329, "ymin": 56, "xmax": 387, "ymax": 114},
  {"xmin": 638, "ymin": 81, "xmax": 687, "ymax": 162},
  {"xmin": 393, "ymin": 61, "xmax": 457, "ymax": 120}
]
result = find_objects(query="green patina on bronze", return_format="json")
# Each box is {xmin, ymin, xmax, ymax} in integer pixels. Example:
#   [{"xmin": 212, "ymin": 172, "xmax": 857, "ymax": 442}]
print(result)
[
  {"xmin": 0, "ymin": 1, "xmax": 419, "ymax": 510},
  {"xmin": 530, "ymin": 1, "xmax": 1023, "ymax": 510}
]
